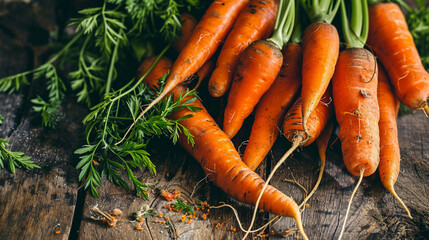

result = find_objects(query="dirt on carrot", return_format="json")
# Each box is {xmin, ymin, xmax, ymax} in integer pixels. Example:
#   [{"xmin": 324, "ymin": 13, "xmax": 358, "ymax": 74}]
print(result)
[{"xmin": 332, "ymin": 48, "xmax": 380, "ymax": 177}]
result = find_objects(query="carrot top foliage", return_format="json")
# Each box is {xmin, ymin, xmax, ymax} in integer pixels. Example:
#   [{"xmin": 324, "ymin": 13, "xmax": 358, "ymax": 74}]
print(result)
[
  {"xmin": 0, "ymin": 0, "xmax": 208, "ymax": 127},
  {"xmin": 268, "ymin": 0, "xmax": 296, "ymax": 49},
  {"xmin": 340, "ymin": 0, "xmax": 369, "ymax": 49},
  {"xmin": 75, "ymin": 52, "xmax": 201, "ymax": 198},
  {"xmin": 0, "ymin": 0, "xmax": 208, "ymax": 196},
  {"xmin": 301, "ymin": 0, "xmax": 340, "ymax": 24}
]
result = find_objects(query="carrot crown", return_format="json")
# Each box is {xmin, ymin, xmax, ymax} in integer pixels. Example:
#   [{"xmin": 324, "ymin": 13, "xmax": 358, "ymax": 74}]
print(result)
[
  {"xmin": 301, "ymin": 0, "xmax": 340, "ymax": 24},
  {"xmin": 340, "ymin": 0, "xmax": 369, "ymax": 49},
  {"xmin": 267, "ymin": 0, "xmax": 296, "ymax": 49}
]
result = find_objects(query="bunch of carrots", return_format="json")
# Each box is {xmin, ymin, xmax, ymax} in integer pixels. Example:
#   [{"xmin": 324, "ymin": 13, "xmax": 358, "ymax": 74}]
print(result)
[{"xmin": 133, "ymin": 0, "xmax": 428, "ymax": 239}]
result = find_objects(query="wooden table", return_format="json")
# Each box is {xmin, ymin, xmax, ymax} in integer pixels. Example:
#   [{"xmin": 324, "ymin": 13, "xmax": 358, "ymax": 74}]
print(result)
[{"xmin": 1, "ymin": 1, "xmax": 428, "ymax": 239}]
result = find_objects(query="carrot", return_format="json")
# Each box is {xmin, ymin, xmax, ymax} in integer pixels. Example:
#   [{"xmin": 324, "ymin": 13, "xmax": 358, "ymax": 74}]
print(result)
[
  {"xmin": 223, "ymin": 0, "xmax": 296, "ymax": 139},
  {"xmin": 377, "ymin": 62, "xmax": 412, "ymax": 219},
  {"xmin": 172, "ymin": 13, "xmax": 198, "ymax": 53},
  {"xmin": 368, "ymin": 2, "xmax": 429, "ymax": 114},
  {"xmin": 223, "ymin": 40, "xmax": 283, "ymax": 138},
  {"xmin": 134, "ymin": 0, "xmax": 249, "ymax": 119},
  {"xmin": 187, "ymin": 58, "xmax": 215, "ymax": 91},
  {"xmin": 137, "ymin": 56, "xmax": 172, "ymax": 89},
  {"xmin": 260, "ymin": 87, "xmax": 333, "ymax": 219},
  {"xmin": 208, "ymin": 0, "xmax": 278, "ymax": 97},
  {"xmin": 300, "ymin": 0, "xmax": 340, "ymax": 135},
  {"xmin": 138, "ymin": 55, "xmax": 212, "ymax": 92},
  {"xmin": 334, "ymin": 2, "xmax": 380, "ymax": 239},
  {"xmin": 139, "ymin": 13, "xmax": 214, "ymax": 92},
  {"xmin": 282, "ymin": 87, "xmax": 333, "ymax": 148},
  {"xmin": 242, "ymin": 43, "xmax": 302, "ymax": 171},
  {"xmin": 333, "ymin": 54, "xmax": 379, "ymax": 177},
  {"xmin": 168, "ymin": 85, "xmax": 308, "ymax": 240},
  {"xmin": 333, "ymin": 53, "xmax": 380, "ymax": 177}
]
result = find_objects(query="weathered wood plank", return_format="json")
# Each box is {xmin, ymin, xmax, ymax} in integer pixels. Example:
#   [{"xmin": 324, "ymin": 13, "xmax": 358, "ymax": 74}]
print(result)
[
  {"xmin": 0, "ymin": 1, "xmax": 84, "ymax": 238},
  {"xmin": 0, "ymin": 39, "xmax": 30, "ymax": 137},
  {"xmin": 0, "ymin": 99, "xmax": 86, "ymax": 240}
]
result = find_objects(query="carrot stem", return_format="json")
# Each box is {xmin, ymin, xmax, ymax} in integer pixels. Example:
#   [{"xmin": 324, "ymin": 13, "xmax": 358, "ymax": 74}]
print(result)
[
  {"xmin": 301, "ymin": 0, "xmax": 340, "ymax": 24},
  {"xmin": 268, "ymin": 0, "xmax": 296, "ymax": 49},
  {"xmin": 338, "ymin": 169, "xmax": 364, "ymax": 240},
  {"xmin": 290, "ymin": 6, "xmax": 302, "ymax": 44},
  {"xmin": 340, "ymin": 0, "xmax": 368, "ymax": 49}
]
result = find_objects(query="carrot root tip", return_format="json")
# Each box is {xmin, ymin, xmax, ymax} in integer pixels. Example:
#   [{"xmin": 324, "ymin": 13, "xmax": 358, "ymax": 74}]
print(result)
[
  {"xmin": 389, "ymin": 186, "xmax": 412, "ymax": 219},
  {"xmin": 295, "ymin": 215, "xmax": 309, "ymax": 240},
  {"xmin": 338, "ymin": 169, "xmax": 365, "ymax": 240},
  {"xmin": 423, "ymin": 104, "xmax": 429, "ymax": 117}
]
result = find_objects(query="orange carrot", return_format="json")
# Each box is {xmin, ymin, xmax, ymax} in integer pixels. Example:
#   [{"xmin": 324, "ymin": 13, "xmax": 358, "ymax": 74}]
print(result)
[
  {"xmin": 135, "ymin": 0, "xmax": 249, "ymax": 121},
  {"xmin": 368, "ymin": 2, "xmax": 429, "ymax": 114},
  {"xmin": 188, "ymin": 58, "xmax": 215, "ymax": 91},
  {"xmin": 335, "ymin": 2, "xmax": 380, "ymax": 239},
  {"xmin": 139, "ymin": 13, "xmax": 213, "ymax": 92},
  {"xmin": 282, "ymin": 87, "xmax": 333, "ymax": 147},
  {"xmin": 172, "ymin": 13, "xmax": 198, "ymax": 53},
  {"xmin": 300, "ymin": 22, "xmax": 339, "ymax": 135},
  {"xmin": 377, "ymin": 62, "xmax": 412, "ymax": 218},
  {"xmin": 223, "ymin": 0, "xmax": 296, "ymax": 139},
  {"xmin": 168, "ymin": 85, "xmax": 307, "ymax": 239},
  {"xmin": 223, "ymin": 40, "xmax": 283, "ymax": 138},
  {"xmin": 332, "ymin": 48, "xmax": 379, "ymax": 177},
  {"xmin": 138, "ymin": 56, "xmax": 212, "ymax": 91},
  {"xmin": 243, "ymin": 43, "xmax": 302, "ymax": 171},
  {"xmin": 137, "ymin": 56, "xmax": 172, "ymax": 89},
  {"xmin": 300, "ymin": 0, "xmax": 340, "ymax": 135},
  {"xmin": 208, "ymin": 0, "xmax": 278, "ymax": 97}
]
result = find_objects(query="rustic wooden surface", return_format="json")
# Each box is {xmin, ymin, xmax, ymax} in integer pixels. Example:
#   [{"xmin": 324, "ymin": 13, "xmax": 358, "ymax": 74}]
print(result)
[{"xmin": 1, "ymin": 1, "xmax": 428, "ymax": 240}]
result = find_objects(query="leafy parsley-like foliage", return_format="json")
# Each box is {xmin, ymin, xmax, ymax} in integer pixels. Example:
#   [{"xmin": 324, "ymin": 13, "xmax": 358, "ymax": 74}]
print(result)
[
  {"xmin": 0, "ymin": 0, "xmax": 208, "ymax": 127},
  {"xmin": 31, "ymin": 63, "xmax": 67, "ymax": 128},
  {"xmin": 0, "ymin": 139, "xmax": 40, "ymax": 174},
  {"xmin": 75, "ymin": 60, "xmax": 200, "ymax": 198},
  {"xmin": 170, "ymin": 198, "xmax": 196, "ymax": 215}
]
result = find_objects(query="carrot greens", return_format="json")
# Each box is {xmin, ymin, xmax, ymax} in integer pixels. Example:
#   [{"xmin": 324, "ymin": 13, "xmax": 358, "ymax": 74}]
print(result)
[
  {"xmin": 301, "ymin": 0, "xmax": 340, "ymax": 23},
  {"xmin": 75, "ymin": 52, "xmax": 200, "ymax": 198},
  {"xmin": 0, "ymin": 0, "xmax": 207, "ymax": 195},
  {"xmin": 340, "ymin": 0, "xmax": 368, "ymax": 49},
  {"xmin": 0, "ymin": 0, "xmax": 208, "ymax": 128},
  {"xmin": 0, "ymin": 139, "xmax": 39, "ymax": 174}
]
